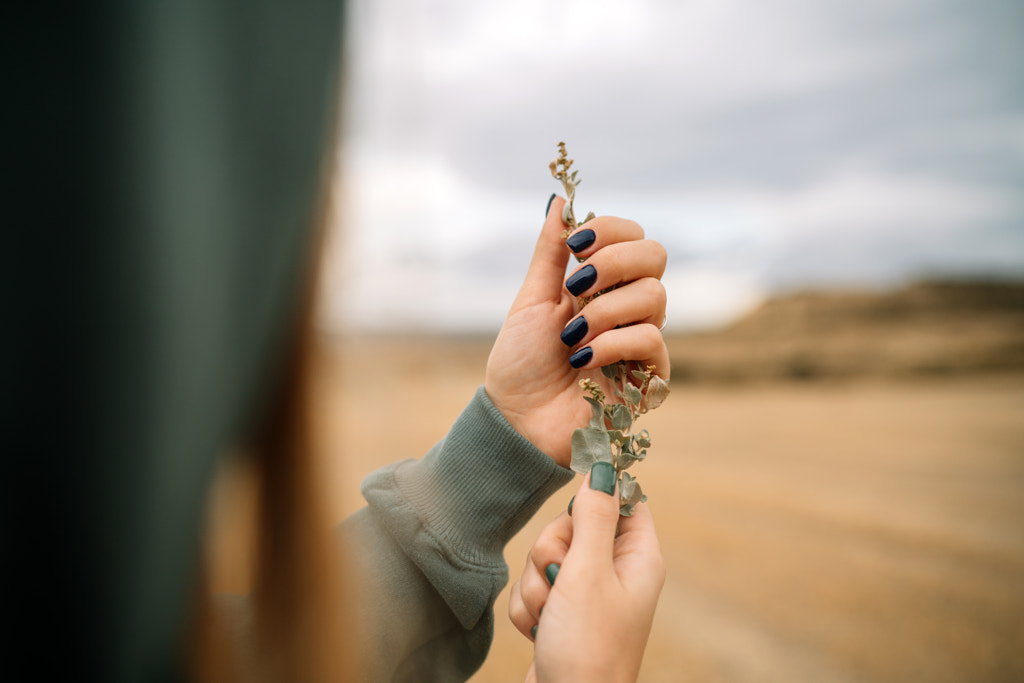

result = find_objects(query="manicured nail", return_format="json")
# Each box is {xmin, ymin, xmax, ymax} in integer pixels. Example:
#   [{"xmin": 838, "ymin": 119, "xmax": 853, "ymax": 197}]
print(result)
[
  {"xmin": 590, "ymin": 461, "xmax": 616, "ymax": 496},
  {"xmin": 531, "ymin": 624, "xmax": 538, "ymax": 639},
  {"xmin": 545, "ymin": 563, "xmax": 560, "ymax": 586},
  {"xmin": 545, "ymin": 193, "xmax": 556, "ymax": 217},
  {"xmin": 565, "ymin": 264, "xmax": 597, "ymax": 296},
  {"xmin": 560, "ymin": 316, "xmax": 588, "ymax": 347},
  {"xmin": 568, "ymin": 495, "xmax": 575, "ymax": 516},
  {"xmin": 568, "ymin": 346, "xmax": 592, "ymax": 369},
  {"xmin": 565, "ymin": 228, "xmax": 596, "ymax": 253}
]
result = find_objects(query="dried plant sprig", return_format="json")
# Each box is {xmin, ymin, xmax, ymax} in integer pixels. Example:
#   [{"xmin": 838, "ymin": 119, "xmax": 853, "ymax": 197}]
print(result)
[
  {"xmin": 553, "ymin": 142, "xmax": 671, "ymax": 516},
  {"xmin": 550, "ymin": 141, "xmax": 596, "ymax": 241}
]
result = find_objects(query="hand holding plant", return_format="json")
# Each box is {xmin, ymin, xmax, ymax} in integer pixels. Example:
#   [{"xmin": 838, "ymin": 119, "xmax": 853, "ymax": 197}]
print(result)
[{"xmin": 484, "ymin": 148, "xmax": 669, "ymax": 470}]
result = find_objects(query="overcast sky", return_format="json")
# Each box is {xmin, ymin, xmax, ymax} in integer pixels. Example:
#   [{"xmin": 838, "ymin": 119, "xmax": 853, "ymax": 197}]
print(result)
[{"xmin": 321, "ymin": 0, "xmax": 1024, "ymax": 334}]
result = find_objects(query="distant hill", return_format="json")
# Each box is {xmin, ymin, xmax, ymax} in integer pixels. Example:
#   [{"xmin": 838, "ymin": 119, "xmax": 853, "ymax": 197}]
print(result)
[{"xmin": 666, "ymin": 280, "xmax": 1024, "ymax": 382}]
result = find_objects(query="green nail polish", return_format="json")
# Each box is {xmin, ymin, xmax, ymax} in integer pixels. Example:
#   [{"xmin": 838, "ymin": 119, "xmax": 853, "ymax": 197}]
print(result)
[
  {"xmin": 590, "ymin": 461, "xmax": 616, "ymax": 496},
  {"xmin": 531, "ymin": 624, "xmax": 538, "ymax": 639},
  {"xmin": 545, "ymin": 563, "xmax": 560, "ymax": 586},
  {"xmin": 568, "ymin": 495, "xmax": 575, "ymax": 516}
]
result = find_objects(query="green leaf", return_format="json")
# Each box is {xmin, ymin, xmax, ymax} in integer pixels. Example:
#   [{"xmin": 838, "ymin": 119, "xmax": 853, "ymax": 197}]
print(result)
[
  {"xmin": 616, "ymin": 445, "xmax": 646, "ymax": 470},
  {"xmin": 624, "ymin": 383, "xmax": 642, "ymax": 407},
  {"xmin": 607, "ymin": 429, "xmax": 629, "ymax": 447},
  {"xmin": 582, "ymin": 211, "xmax": 596, "ymax": 224},
  {"xmin": 631, "ymin": 369, "xmax": 648, "ymax": 383},
  {"xmin": 609, "ymin": 403, "xmax": 632, "ymax": 431},
  {"xmin": 620, "ymin": 471, "xmax": 645, "ymax": 507},
  {"xmin": 636, "ymin": 429, "xmax": 652, "ymax": 449},
  {"xmin": 570, "ymin": 426, "xmax": 613, "ymax": 475},
  {"xmin": 601, "ymin": 363, "xmax": 621, "ymax": 381},
  {"xmin": 584, "ymin": 396, "xmax": 604, "ymax": 429}
]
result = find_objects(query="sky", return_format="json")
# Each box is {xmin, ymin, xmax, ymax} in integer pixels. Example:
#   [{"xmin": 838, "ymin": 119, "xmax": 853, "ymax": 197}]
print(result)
[{"xmin": 321, "ymin": 0, "xmax": 1024, "ymax": 334}]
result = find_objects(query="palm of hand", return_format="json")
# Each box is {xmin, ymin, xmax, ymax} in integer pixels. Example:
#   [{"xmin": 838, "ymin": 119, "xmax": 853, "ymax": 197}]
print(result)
[{"xmin": 485, "ymin": 296, "xmax": 605, "ymax": 468}]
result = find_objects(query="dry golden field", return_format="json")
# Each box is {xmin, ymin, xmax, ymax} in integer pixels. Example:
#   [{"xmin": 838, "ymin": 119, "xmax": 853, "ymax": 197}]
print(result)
[
  {"xmin": 206, "ymin": 282, "xmax": 1024, "ymax": 682},
  {"xmin": 311, "ymin": 333, "xmax": 1024, "ymax": 683}
]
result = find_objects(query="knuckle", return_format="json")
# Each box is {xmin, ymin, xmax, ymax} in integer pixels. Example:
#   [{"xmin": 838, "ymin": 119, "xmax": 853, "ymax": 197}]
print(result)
[
  {"xmin": 640, "ymin": 323, "xmax": 662, "ymax": 348},
  {"xmin": 651, "ymin": 240, "xmax": 668, "ymax": 270},
  {"xmin": 641, "ymin": 277, "xmax": 666, "ymax": 307}
]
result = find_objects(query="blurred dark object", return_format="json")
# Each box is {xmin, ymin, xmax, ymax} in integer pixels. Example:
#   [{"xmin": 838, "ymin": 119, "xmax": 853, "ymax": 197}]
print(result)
[
  {"xmin": 4, "ymin": 2, "xmax": 343, "ymax": 681},
  {"xmin": 668, "ymin": 280, "xmax": 1024, "ymax": 382}
]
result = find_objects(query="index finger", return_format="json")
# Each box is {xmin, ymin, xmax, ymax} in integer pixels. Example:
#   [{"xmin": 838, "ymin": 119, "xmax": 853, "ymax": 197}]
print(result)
[{"xmin": 565, "ymin": 216, "xmax": 645, "ymax": 259}]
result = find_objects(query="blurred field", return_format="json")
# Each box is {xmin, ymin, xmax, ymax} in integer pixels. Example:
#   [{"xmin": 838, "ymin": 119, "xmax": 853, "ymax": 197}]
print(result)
[
  {"xmin": 209, "ymin": 281, "xmax": 1024, "ymax": 681},
  {"xmin": 314, "ymin": 336, "xmax": 1024, "ymax": 683}
]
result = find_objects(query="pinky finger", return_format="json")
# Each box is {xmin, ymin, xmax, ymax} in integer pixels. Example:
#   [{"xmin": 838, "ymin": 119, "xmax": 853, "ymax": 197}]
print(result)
[{"xmin": 569, "ymin": 324, "xmax": 670, "ymax": 380}]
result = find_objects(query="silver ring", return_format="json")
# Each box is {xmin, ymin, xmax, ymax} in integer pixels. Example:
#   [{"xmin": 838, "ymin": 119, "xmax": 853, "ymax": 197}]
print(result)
[{"xmin": 659, "ymin": 316, "xmax": 668, "ymax": 332}]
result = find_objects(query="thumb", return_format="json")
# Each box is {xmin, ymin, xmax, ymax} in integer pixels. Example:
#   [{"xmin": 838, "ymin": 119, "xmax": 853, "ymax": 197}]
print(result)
[
  {"xmin": 515, "ymin": 194, "xmax": 571, "ymax": 306},
  {"xmin": 566, "ymin": 462, "xmax": 621, "ymax": 570}
]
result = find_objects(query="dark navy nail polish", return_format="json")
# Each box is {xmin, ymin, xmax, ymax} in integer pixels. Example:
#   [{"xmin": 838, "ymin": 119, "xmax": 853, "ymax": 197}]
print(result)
[
  {"xmin": 560, "ymin": 316, "xmax": 588, "ymax": 347},
  {"xmin": 545, "ymin": 193, "xmax": 556, "ymax": 217},
  {"xmin": 545, "ymin": 563, "xmax": 560, "ymax": 586},
  {"xmin": 565, "ymin": 228, "xmax": 596, "ymax": 253},
  {"xmin": 569, "ymin": 346, "xmax": 593, "ymax": 368},
  {"xmin": 565, "ymin": 264, "xmax": 597, "ymax": 296}
]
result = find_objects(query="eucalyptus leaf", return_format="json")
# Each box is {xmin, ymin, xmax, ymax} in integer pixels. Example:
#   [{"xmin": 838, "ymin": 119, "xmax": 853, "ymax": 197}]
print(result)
[
  {"xmin": 620, "ymin": 472, "xmax": 645, "ymax": 506},
  {"xmin": 609, "ymin": 403, "xmax": 632, "ymax": 431},
  {"xmin": 584, "ymin": 396, "xmax": 604, "ymax": 429},
  {"xmin": 636, "ymin": 429, "xmax": 652, "ymax": 449},
  {"xmin": 570, "ymin": 426, "xmax": 613, "ymax": 475},
  {"xmin": 601, "ymin": 363, "xmax": 621, "ymax": 381},
  {"xmin": 631, "ymin": 369, "xmax": 647, "ymax": 383},
  {"xmin": 624, "ymin": 383, "xmax": 642, "ymax": 407},
  {"xmin": 607, "ymin": 429, "xmax": 627, "ymax": 446}
]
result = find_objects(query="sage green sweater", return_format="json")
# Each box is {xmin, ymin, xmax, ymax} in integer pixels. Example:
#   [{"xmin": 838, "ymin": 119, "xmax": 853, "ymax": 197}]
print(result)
[
  {"xmin": 349, "ymin": 387, "xmax": 575, "ymax": 680},
  {"xmin": 217, "ymin": 388, "xmax": 574, "ymax": 681}
]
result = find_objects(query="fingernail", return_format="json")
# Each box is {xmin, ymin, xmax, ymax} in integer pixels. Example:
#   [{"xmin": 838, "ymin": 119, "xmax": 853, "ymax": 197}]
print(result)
[
  {"xmin": 565, "ymin": 264, "xmax": 597, "ymax": 297},
  {"xmin": 545, "ymin": 193, "xmax": 556, "ymax": 217},
  {"xmin": 568, "ymin": 495, "xmax": 575, "ymax": 516},
  {"xmin": 565, "ymin": 228, "xmax": 596, "ymax": 253},
  {"xmin": 560, "ymin": 316, "xmax": 588, "ymax": 347},
  {"xmin": 590, "ymin": 461, "xmax": 616, "ymax": 496},
  {"xmin": 545, "ymin": 563, "xmax": 560, "ymax": 586},
  {"xmin": 568, "ymin": 346, "xmax": 592, "ymax": 369},
  {"xmin": 531, "ymin": 624, "xmax": 538, "ymax": 639}
]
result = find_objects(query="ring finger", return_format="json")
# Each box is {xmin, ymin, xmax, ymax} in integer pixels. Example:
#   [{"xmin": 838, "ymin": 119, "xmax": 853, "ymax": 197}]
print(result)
[{"xmin": 559, "ymin": 277, "xmax": 666, "ymax": 348}]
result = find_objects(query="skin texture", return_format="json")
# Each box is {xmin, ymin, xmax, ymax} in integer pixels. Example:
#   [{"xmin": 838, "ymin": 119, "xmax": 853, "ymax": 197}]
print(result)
[
  {"xmin": 509, "ymin": 472, "xmax": 666, "ymax": 682},
  {"xmin": 484, "ymin": 196, "xmax": 669, "ymax": 468}
]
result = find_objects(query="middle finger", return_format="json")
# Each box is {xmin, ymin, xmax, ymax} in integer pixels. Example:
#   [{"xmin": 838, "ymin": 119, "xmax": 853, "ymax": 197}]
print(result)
[{"xmin": 564, "ymin": 240, "xmax": 667, "ymax": 300}]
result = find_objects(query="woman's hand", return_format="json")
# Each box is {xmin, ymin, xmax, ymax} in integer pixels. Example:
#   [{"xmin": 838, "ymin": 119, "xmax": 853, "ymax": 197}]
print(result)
[
  {"xmin": 508, "ymin": 463, "xmax": 666, "ymax": 682},
  {"xmin": 485, "ymin": 195, "xmax": 668, "ymax": 467}
]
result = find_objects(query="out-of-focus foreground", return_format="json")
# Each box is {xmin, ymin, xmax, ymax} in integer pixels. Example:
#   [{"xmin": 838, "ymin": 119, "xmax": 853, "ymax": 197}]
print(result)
[{"xmin": 210, "ymin": 280, "xmax": 1024, "ymax": 682}]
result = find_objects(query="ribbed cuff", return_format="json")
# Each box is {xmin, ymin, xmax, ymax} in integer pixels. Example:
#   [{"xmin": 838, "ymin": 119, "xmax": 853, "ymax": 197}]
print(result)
[{"xmin": 363, "ymin": 386, "xmax": 575, "ymax": 568}]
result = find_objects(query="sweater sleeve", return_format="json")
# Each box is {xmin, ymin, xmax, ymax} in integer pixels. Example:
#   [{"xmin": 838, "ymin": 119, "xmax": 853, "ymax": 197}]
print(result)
[{"xmin": 341, "ymin": 386, "xmax": 575, "ymax": 681}]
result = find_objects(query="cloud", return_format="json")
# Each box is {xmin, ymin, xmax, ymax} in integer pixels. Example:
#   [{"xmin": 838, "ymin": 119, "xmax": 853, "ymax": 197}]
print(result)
[{"xmin": 324, "ymin": 0, "xmax": 1024, "ymax": 333}]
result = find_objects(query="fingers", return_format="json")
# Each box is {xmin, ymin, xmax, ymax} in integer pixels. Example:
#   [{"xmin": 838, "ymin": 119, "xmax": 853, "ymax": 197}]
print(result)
[
  {"xmin": 515, "ymin": 195, "xmax": 573, "ymax": 307},
  {"xmin": 565, "ymin": 465, "xmax": 623, "ymax": 573},
  {"xmin": 559, "ymin": 277, "xmax": 666, "ymax": 348},
  {"xmin": 564, "ymin": 239, "xmax": 667, "ymax": 300},
  {"xmin": 566, "ymin": 323, "xmax": 671, "ymax": 380},
  {"xmin": 565, "ymin": 216, "xmax": 645, "ymax": 258},
  {"xmin": 612, "ymin": 502, "xmax": 667, "ymax": 594},
  {"xmin": 509, "ymin": 512, "xmax": 573, "ymax": 639}
]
